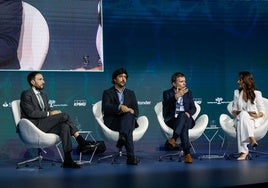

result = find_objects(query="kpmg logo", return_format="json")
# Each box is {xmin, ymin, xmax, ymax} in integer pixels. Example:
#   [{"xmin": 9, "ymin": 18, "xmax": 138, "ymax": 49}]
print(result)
[
  {"xmin": 73, "ymin": 100, "xmax": 87, "ymax": 107},
  {"xmin": 207, "ymin": 97, "xmax": 231, "ymax": 105}
]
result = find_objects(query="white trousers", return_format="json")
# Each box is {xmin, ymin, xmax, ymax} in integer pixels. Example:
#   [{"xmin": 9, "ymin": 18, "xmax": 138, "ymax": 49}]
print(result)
[{"xmin": 236, "ymin": 111, "xmax": 254, "ymax": 153}]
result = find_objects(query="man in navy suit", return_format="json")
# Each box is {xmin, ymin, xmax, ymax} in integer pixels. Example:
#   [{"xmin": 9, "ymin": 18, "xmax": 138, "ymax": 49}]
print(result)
[
  {"xmin": 20, "ymin": 72, "xmax": 96, "ymax": 168},
  {"xmin": 162, "ymin": 72, "xmax": 196, "ymax": 163},
  {"xmin": 0, "ymin": 0, "xmax": 22, "ymax": 69},
  {"xmin": 102, "ymin": 68, "xmax": 139, "ymax": 165}
]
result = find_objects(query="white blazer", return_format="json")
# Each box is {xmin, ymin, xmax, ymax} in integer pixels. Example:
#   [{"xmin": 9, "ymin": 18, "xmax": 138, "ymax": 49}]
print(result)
[{"xmin": 232, "ymin": 89, "xmax": 265, "ymax": 128}]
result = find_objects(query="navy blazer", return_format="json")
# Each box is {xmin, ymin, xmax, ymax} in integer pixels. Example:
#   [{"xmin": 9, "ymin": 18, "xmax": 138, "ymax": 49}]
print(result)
[
  {"xmin": 102, "ymin": 86, "xmax": 139, "ymax": 127},
  {"xmin": 162, "ymin": 87, "xmax": 196, "ymax": 128},
  {"xmin": 20, "ymin": 88, "xmax": 50, "ymax": 125}
]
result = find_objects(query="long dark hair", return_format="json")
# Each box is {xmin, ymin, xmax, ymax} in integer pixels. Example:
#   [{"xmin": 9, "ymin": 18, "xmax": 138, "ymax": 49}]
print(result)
[{"xmin": 238, "ymin": 71, "xmax": 256, "ymax": 104}]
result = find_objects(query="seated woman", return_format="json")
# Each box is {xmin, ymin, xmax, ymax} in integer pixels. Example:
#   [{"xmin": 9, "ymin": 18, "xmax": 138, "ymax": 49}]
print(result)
[{"xmin": 231, "ymin": 71, "xmax": 265, "ymax": 160}]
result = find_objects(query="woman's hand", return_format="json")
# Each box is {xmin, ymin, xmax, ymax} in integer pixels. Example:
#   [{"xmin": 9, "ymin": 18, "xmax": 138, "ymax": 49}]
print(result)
[
  {"xmin": 248, "ymin": 111, "xmax": 263, "ymax": 118},
  {"xmin": 232, "ymin": 110, "xmax": 240, "ymax": 116}
]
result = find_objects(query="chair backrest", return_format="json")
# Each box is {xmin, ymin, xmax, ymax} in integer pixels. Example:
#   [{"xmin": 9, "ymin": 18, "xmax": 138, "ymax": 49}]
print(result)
[
  {"xmin": 154, "ymin": 101, "xmax": 208, "ymax": 143},
  {"xmin": 11, "ymin": 100, "xmax": 62, "ymax": 152},
  {"xmin": 11, "ymin": 100, "xmax": 21, "ymax": 126},
  {"xmin": 92, "ymin": 100, "xmax": 103, "ymax": 120},
  {"xmin": 261, "ymin": 98, "xmax": 268, "ymax": 125},
  {"xmin": 17, "ymin": 1, "xmax": 49, "ymax": 70},
  {"xmin": 92, "ymin": 101, "xmax": 149, "ymax": 143},
  {"xmin": 221, "ymin": 97, "xmax": 268, "ymax": 141}
]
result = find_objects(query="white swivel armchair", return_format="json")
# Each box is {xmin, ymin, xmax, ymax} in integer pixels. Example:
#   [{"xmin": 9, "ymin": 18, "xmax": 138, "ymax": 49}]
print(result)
[
  {"xmin": 17, "ymin": 1, "xmax": 50, "ymax": 70},
  {"xmin": 11, "ymin": 100, "xmax": 63, "ymax": 169},
  {"xmin": 154, "ymin": 101, "xmax": 208, "ymax": 161},
  {"xmin": 92, "ymin": 101, "xmax": 149, "ymax": 164},
  {"xmin": 219, "ymin": 98, "xmax": 268, "ymax": 158}
]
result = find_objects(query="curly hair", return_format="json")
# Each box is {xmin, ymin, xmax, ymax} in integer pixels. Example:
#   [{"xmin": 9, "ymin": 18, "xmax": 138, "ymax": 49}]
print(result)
[
  {"xmin": 111, "ymin": 68, "xmax": 128, "ymax": 84},
  {"xmin": 238, "ymin": 71, "xmax": 257, "ymax": 104}
]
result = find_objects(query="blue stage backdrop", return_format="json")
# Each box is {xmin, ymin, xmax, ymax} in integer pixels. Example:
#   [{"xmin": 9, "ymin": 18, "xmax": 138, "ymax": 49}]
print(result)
[{"xmin": 1, "ymin": 0, "xmax": 268, "ymax": 159}]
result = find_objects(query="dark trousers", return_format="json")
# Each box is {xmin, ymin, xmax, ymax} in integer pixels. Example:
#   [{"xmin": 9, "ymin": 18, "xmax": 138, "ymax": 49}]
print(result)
[
  {"xmin": 108, "ymin": 113, "xmax": 136, "ymax": 157},
  {"xmin": 35, "ymin": 113, "xmax": 79, "ymax": 153},
  {"xmin": 166, "ymin": 112, "xmax": 191, "ymax": 154}
]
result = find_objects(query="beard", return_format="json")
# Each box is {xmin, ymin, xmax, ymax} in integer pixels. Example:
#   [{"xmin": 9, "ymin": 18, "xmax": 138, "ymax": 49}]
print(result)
[
  {"xmin": 118, "ymin": 81, "xmax": 126, "ymax": 87},
  {"xmin": 35, "ymin": 85, "xmax": 44, "ymax": 91}
]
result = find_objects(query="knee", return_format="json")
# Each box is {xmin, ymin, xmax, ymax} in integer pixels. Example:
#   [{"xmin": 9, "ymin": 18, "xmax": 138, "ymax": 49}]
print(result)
[
  {"xmin": 61, "ymin": 123, "xmax": 70, "ymax": 132},
  {"xmin": 61, "ymin": 112, "xmax": 70, "ymax": 121},
  {"xmin": 238, "ymin": 111, "xmax": 251, "ymax": 119}
]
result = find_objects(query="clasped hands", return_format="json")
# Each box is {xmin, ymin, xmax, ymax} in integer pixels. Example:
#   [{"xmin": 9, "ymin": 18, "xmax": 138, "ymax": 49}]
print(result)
[
  {"xmin": 120, "ymin": 104, "xmax": 134, "ymax": 114},
  {"xmin": 49, "ymin": 110, "xmax": 62, "ymax": 116},
  {"xmin": 248, "ymin": 111, "xmax": 263, "ymax": 118},
  {"xmin": 232, "ymin": 110, "xmax": 263, "ymax": 118}
]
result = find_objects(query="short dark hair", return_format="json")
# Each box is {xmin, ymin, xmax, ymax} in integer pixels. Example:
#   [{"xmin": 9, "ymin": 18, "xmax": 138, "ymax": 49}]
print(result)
[
  {"xmin": 112, "ymin": 68, "xmax": 128, "ymax": 84},
  {"xmin": 171, "ymin": 72, "xmax": 185, "ymax": 84},
  {"xmin": 27, "ymin": 71, "xmax": 41, "ymax": 86}
]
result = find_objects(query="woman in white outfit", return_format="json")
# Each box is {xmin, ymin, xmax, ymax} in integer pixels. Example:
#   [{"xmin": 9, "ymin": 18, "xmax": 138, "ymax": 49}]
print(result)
[{"xmin": 232, "ymin": 71, "xmax": 265, "ymax": 160}]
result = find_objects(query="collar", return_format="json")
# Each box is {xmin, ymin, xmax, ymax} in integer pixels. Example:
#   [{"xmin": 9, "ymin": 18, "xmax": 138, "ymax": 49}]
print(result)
[
  {"xmin": 32, "ymin": 87, "xmax": 40, "ymax": 95},
  {"xmin": 114, "ymin": 86, "xmax": 125, "ymax": 93}
]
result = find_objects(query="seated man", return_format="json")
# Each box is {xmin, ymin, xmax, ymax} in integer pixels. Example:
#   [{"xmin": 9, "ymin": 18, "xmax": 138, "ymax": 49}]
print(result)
[
  {"xmin": 162, "ymin": 72, "xmax": 196, "ymax": 163},
  {"xmin": 102, "ymin": 68, "xmax": 139, "ymax": 165},
  {"xmin": 20, "ymin": 71, "xmax": 97, "ymax": 168}
]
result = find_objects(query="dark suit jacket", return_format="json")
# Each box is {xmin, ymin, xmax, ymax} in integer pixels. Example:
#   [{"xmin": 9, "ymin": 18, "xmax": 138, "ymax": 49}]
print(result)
[
  {"xmin": 20, "ymin": 88, "xmax": 51, "ymax": 125},
  {"xmin": 102, "ymin": 86, "xmax": 139, "ymax": 127},
  {"xmin": 162, "ymin": 87, "xmax": 196, "ymax": 128}
]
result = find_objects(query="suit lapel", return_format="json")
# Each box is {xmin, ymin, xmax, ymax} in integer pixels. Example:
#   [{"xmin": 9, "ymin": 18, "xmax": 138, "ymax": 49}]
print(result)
[
  {"xmin": 112, "ymin": 87, "xmax": 120, "ymax": 104},
  {"xmin": 30, "ymin": 89, "xmax": 46, "ymax": 111}
]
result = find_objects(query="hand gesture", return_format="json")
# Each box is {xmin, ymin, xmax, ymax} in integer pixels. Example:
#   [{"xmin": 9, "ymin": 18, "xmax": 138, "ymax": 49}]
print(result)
[{"xmin": 175, "ymin": 87, "xmax": 188, "ymax": 99}]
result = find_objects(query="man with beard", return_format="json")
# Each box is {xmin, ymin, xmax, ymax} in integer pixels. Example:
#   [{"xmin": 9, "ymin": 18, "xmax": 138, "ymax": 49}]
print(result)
[
  {"xmin": 102, "ymin": 68, "xmax": 140, "ymax": 165},
  {"xmin": 20, "ymin": 71, "xmax": 97, "ymax": 168}
]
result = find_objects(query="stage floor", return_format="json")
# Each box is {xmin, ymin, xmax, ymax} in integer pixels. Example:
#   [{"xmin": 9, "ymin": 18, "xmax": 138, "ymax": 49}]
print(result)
[{"xmin": 1, "ymin": 147, "xmax": 268, "ymax": 188}]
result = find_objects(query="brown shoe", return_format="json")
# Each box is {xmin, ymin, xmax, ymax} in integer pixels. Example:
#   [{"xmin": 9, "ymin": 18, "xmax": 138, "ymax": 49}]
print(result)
[
  {"xmin": 168, "ymin": 138, "xmax": 177, "ymax": 148},
  {"xmin": 185, "ymin": 154, "xmax": 193, "ymax": 163}
]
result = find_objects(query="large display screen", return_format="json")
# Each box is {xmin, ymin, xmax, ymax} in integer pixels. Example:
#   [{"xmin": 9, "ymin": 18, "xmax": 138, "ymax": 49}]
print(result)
[{"xmin": 0, "ymin": 0, "xmax": 103, "ymax": 71}]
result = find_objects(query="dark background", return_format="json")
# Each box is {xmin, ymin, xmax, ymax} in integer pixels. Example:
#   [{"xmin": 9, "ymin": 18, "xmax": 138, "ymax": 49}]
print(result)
[{"xmin": 1, "ymin": 0, "xmax": 268, "ymax": 159}]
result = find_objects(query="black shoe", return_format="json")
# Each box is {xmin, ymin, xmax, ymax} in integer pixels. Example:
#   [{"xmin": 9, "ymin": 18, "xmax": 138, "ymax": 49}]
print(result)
[
  {"xmin": 251, "ymin": 142, "xmax": 258, "ymax": 150},
  {"xmin": 62, "ymin": 161, "xmax": 81, "ymax": 169},
  {"xmin": 126, "ymin": 156, "xmax": 140, "ymax": 165},
  {"xmin": 116, "ymin": 136, "xmax": 126, "ymax": 149},
  {"xmin": 164, "ymin": 140, "xmax": 179, "ymax": 151},
  {"xmin": 77, "ymin": 142, "xmax": 99, "ymax": 153}
]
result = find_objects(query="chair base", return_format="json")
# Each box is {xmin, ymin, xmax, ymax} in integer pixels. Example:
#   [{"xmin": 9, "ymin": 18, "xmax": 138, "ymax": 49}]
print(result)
[
  {"xmin": 224, "ymin": 152, "xmax": 253, "ymax": 160},
  {"xmin": 16, "ymin": 155, "xmax": 61, "ymax": 169},
  {"xmin": 76, "ymin": 144, "xmax": 99, "ymax": 165},
  {"xmin": 248, "ymin": 149, "xmax": 268, "ymax": 157},
  {"xmin": 223, "ymin": 143, "xmax": 268, "ymax": 160},
  {"xmin": 159, "ymin": 150, "xmax": 184, "ymax": 162},
  {"xmin": 98, "ymin": 150, "xmax": 127, "ymax": 164},
  {"xmin": 16, "ymin": 148, "xmax": 62, "ymax": 169}
]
